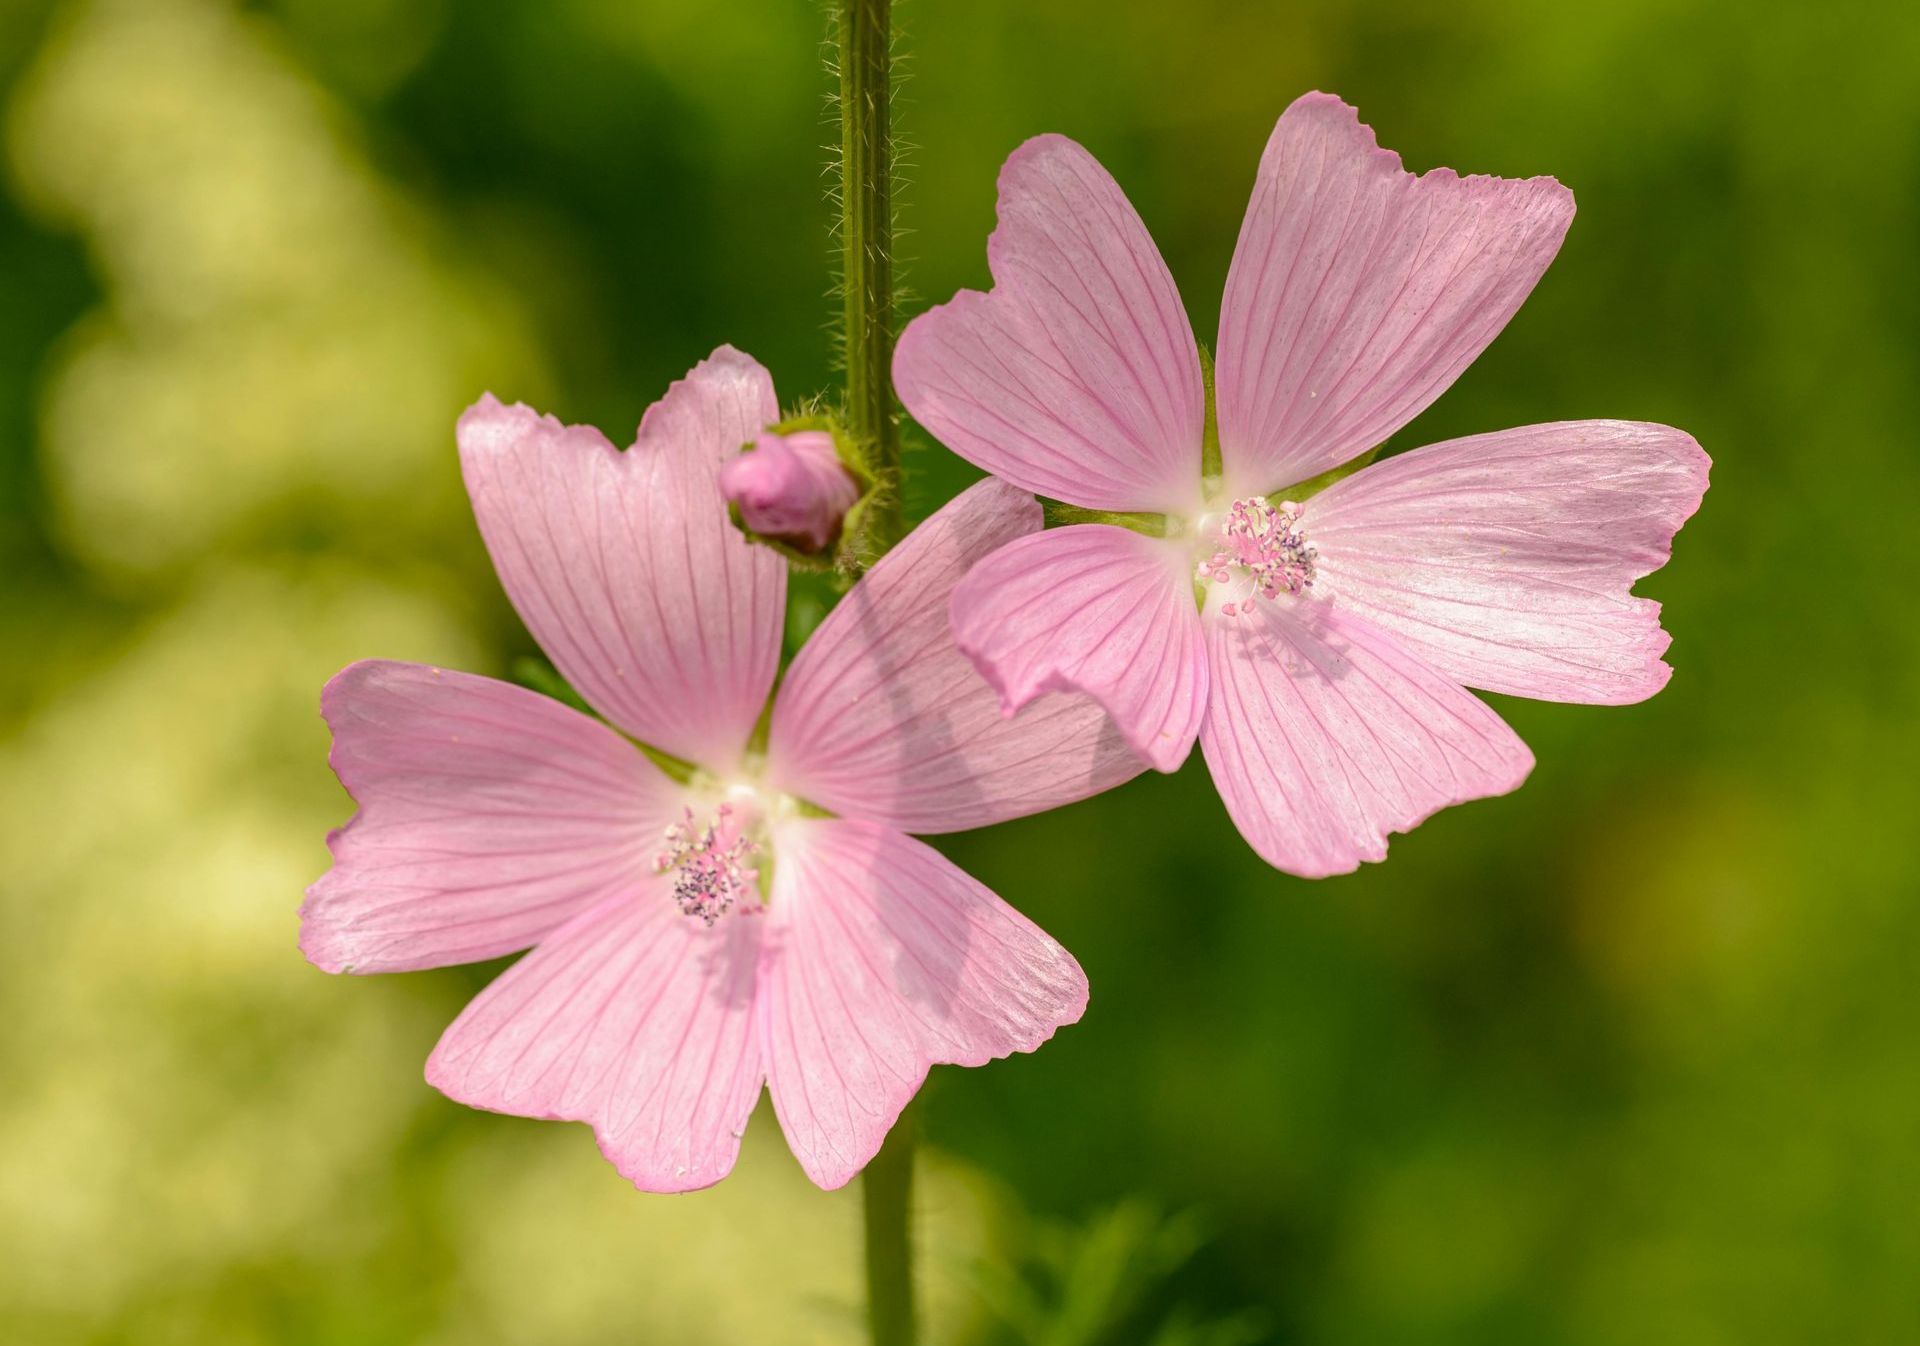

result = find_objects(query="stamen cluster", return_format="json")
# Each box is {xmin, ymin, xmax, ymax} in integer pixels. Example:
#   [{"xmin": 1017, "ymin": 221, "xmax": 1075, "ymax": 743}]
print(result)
[
  {"xmin": 1197, "ymin": 497, "xmax": 1317, "ymax": 617},
  {"xmin": 654, "ymin": 804, "xmax": 760, "ymax": 925}
]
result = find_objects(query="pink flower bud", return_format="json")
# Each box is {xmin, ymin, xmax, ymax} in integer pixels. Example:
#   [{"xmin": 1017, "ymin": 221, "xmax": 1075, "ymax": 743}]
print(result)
[{"xmin": 719, "ymin": 430, "xmax": 861, "ymax": 553}]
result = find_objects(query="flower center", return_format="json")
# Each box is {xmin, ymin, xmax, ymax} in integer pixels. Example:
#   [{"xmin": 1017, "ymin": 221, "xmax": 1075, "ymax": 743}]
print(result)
[
  {"xmin": 654, "ymin": 798, "xmax": 762, "ymax": 925},
  {"xmin": 1195, "ymin": 496, "xmax": 1317, "ymax": 617}
]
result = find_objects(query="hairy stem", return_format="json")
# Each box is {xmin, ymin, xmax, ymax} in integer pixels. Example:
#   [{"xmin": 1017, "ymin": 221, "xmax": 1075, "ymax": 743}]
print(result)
[
  {"xmin": 838, "ymin": 0, "xmax": 901, "ymax": 560},
  {"xmin": 836, "ymin": 3, "xmax": 916, "ymax": 1338}
]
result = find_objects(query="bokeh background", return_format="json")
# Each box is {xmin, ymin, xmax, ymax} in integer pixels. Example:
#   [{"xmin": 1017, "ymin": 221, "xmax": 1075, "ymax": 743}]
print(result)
[{"xmin": 3, "ymin": 0, "xmax": 1915, "ymax": 1342}]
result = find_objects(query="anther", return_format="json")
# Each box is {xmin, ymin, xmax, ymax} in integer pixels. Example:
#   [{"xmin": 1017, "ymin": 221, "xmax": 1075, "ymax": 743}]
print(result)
[
  {"xmin": 654, "ymin": 803, "xmax": 760, "ymax": 925},
  {"xmin": 1196, "ymin": 497, "xmax": 1317, "ymax": 615}
]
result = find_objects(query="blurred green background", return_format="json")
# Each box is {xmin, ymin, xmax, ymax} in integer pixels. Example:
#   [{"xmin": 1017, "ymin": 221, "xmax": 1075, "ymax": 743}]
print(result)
[{"xmin": 3, "ymin": 0, "xmax": 1915, "ymax": 1342}]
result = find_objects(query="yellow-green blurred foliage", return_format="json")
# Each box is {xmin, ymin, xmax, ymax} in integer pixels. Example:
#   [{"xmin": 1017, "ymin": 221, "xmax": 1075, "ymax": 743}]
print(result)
[{"xmin": 1, "ymin": 0, "xmax": 1914, "ymax": 1343}]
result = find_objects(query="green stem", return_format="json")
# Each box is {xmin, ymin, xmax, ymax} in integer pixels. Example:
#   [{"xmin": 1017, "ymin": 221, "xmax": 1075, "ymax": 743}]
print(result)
[
  {"xmin": 838, "ymin": 0, "xmax": 901, "ymax": 561},
  {"xmin": 862, "ymin": 1103, "xmax": 918, "ymax": 1346},
  {"xmin": 837, "ymin": 4, "xmax": 915, "ymax": 1336}
]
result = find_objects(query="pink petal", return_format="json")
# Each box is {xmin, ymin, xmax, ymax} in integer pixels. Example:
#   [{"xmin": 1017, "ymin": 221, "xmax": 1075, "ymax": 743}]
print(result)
[
  {"xmin": 1308, "ymin": 421, "xmax": 1710, "ymax": 703},
  {"xmin": 1216, "ymin": 93, "xmax": 1574, "ymax": 496},
  {"xmin": 1200, "ymin": 600, "xmax": 1534, "ymax": 877},
  {"xmin": 426, "ymin": 892, "xmax": 764, "ymax": 1193},
  {"xmin": 760, "ymin": 818, "xmax": 1088, "ymax": 1190},
  {"xmin": 767, "ymin": 480, "xmax": 1144, "ymax": 834},
  {"xmin": 894, "ymin": 135, "xmax": 1204, "ymax": 514},
  {"xmin": 301, "ymin": 661, "xmax": 681, "ymax": 974},
  {"xmin": 458, "ymin": 346, "xmax": 785, "ymax": 773},
  {"xmin": 950, "ymin": 524, "xmax": 1207, "ymax": 773}
]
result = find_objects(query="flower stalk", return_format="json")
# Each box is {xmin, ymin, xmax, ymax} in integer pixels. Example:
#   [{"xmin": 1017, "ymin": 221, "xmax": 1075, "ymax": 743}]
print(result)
[
  {"xmin": 836, "ymin": 5, "xmax": 917, "ymax": 1340},
  {"xmin": 836, "ymin": 0, "xmax": 902, "ymax": 565}
]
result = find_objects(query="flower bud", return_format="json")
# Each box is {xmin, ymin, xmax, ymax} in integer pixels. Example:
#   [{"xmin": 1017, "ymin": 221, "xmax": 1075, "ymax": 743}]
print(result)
[{"xmin": 719, "ymin": 430, "xmax": 861, "ymax": 553}]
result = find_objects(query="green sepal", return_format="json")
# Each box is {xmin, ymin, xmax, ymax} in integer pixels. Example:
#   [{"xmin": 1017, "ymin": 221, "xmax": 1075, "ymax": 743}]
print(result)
[
  {"xmin": 635, "ymin": 741, "xmax": 701, "ymax": 785},
  {"xmin": 834, "ymin": 470, "xmax": 898, "ymax": 576},
  {"xmin": 1041, "ymin": 500, "xmax": 1171, "ymax": 536},
  {"xmin": 1199, "ymin": 342, "xmax": 1222, "ymax": 481},
  {"xmin": 745, "ymin": 678, "xmax": 778, "ymax": 756},
  {"xmin": 1277, "ymin": 447, "xmax": 1381, "ymax": 502},
  {"xmin": 1196, "ymin": 339, "xmax": 1380, "ymax": 503}
]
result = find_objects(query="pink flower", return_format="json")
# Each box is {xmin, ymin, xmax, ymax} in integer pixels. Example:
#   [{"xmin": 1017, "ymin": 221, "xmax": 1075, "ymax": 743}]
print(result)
[
  {"xmin": 895, "ymin": 93, "xmax": 1709, "ymax": 878},
  {"xmin": 301, "ymin": 347, "xmax": 1141, "ymax": 1191},
  {"xmin": 719, "ymin": 429, "xmax": 861, "ymax": 552}
]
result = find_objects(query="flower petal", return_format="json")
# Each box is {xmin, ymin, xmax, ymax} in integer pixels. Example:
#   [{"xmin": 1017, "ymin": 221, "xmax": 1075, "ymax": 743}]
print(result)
[
  {"xmin": 950, "ymin": 524, "xmax": 1206, "ymax": 773},
  {"xmin": 301, "ymin": 660, "xmax": 679, "ymax": 974},
  {"xmin": 458, "ymin": 346, "xmax": 785, "ymax": 773},
  {"xmin": 1216, "ymin": 93, "xmax": 1574, "ymax": 495},
  {"xmin": 1200, "ymin": 600, "xmax": 1533, "ymax": 877},
  {"xmin": 760, "ymin": 818, "xmax": 1088, "ymax": 1190},
  {"xmin": 894, "ymin": 135, "xmax": 1204, "ymax": 514},
  {"xmin": 426, "ymin": 892, "xmax": 764, "ymax": 1193},
  {"xmin": 1307, "ymin": 421, "xmax": 1710, "ymax": 703},
  {"xmin": 767, "ymin": 480, "xmax": 1144, "ymax": 834}
]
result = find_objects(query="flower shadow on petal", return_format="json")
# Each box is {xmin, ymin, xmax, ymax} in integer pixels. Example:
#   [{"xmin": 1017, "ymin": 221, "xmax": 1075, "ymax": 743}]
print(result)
[
  {"xmin": 765, "ymin": 482, "xmax": 1144, "ymax": 837},
  {"xmin": 1212, "ymin": 595, "xmax": 1359, "ymax": 685}
]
